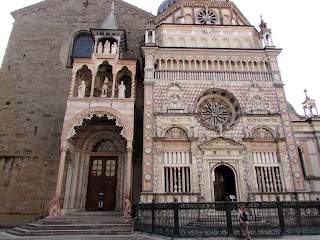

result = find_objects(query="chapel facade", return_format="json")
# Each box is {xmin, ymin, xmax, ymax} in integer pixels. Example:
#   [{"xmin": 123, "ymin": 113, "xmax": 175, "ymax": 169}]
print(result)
[{"xmin": 0, "ymin": 0, "xmax": 319, "ymax": 227}]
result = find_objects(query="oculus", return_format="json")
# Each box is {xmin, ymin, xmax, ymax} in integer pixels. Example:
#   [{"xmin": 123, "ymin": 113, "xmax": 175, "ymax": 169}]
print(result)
[{"xmin": 197, "ymin": 10, "xmax": 217, "ymax": 24}]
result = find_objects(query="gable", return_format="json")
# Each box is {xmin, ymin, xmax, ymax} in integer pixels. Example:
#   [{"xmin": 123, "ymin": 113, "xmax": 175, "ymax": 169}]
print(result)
[
  {"xmin": 11, "ymin": 0, "xmax": 153, "ymax": 21},
  {"xmin": 199, "ymin": 137, "xmax": 244, "ymax": 151}
]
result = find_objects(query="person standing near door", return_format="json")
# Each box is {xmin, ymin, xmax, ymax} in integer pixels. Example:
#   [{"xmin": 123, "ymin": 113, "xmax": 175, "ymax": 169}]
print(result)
[{"xmin": 238, "ymin": 205, "xmax": 250, "ymax": 240}]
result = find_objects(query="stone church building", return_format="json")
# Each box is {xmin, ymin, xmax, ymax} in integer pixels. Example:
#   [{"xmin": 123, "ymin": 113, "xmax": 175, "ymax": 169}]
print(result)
[{"xmin": 0, "ymin": 0, "xmax": 319, "ymax": 227}]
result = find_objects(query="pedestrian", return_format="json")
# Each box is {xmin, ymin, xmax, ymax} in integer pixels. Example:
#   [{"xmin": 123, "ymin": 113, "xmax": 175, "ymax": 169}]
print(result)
[{"xmin": 239, "ymin": 205, "xmax": 250, "ymax": 240}]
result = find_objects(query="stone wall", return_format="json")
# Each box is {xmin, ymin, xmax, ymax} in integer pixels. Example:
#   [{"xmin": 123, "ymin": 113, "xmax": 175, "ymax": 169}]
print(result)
[{"xmin": 0, "ymin": 0, "xmax": 151, "ymax": 227}]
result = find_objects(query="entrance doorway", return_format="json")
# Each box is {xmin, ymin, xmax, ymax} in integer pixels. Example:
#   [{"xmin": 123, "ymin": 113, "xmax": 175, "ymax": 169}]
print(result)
[
  {"xmin": 214, "ymin": 165, "xmax": 236, "ymax": 201},
  {"xmin": 86, "ymin": 156, "xmax": 118, "ymax": 211}
]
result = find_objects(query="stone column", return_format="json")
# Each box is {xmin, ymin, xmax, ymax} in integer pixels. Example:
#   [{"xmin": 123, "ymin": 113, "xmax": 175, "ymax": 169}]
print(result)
[
  {"xmin": 126, "ymin": 146, "xmax": 133, "ymax": 200},
  {"xmin": 123, "ymin": 142, "xmax": 133, "ymax": 218},
  {"xmin": 145, "ymin": 31, "xmax": 149, "ymax": 44},
  {"xmin": 131, "ymin": 74, "xmax": 136, "ymax": 99},
  {"xmin": 90, "ymin": 74, "xmax": 96, "ymax": 97},
  {"xmin": 48, "ymin": 140, "xmax": 68, "ymax": 217},
  {"xmin": 111, "ymin": 74, "xmax": 117, "ymax": 98},
  {"xmin": 55, "ymin": 142, "xmax": 68, "ymax": 199},
  {"xmin": 152, "ymin": 31, "xmax": 156, "ymax": 43},
  {"xmin": 69, "ymin": 71, "xmax": 77, "ymax": 97}
]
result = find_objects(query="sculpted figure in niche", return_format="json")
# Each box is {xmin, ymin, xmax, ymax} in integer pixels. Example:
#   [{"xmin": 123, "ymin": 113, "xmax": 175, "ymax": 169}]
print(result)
[
  {"xmin": 118, "ymin": 81, "xmax": 126, "ymax": 98},
  {"xmin": 77, "ymin": 80, "xmax": 86, "ymax": 97},
  {"xmin": 103, "ymin": 40, "xmax": 110, "ymax": 54},
  {"xmin": 169, "ymin": 94, "xmax": 181, "ymax": 109},
  {"xmin": 252, "ymin": 95, "xmax": 263, "ymax": 110},
  {"xmin": 244, "ymin": 126, "xmax": 250, "ymax": 138},
  {"xmin": 97, "ymin": 42, "xmax": 103, "ymax": 53},
  {"xmin": 101, "ymin": 77, "xmax": 109, "ymax": 97},
  {"xmin": 111, "ymin": 42, "xmax": 117, "ymax": 54}
]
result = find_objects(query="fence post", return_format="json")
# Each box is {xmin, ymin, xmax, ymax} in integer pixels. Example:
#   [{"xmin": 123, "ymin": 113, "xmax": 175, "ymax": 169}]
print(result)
[
  {"xmin": 226, "ymin": 198, "xmax": 233, "ymax": 237},
  {"xmin": 174, "ymin": 198, "xmax": 179, "ymax": 237},
  {"xmin": 277, "ymin": 197, "xmax": 286, "ymax": 235},
  {"xmin": 151, "ymin": 199, "xmax": 155, "ymax": 234}
]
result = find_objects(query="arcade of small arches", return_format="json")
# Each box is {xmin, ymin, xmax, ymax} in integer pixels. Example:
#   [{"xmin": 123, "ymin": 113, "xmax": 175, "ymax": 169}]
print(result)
[
  {"xmin": 158, "ymin": 37, "xmax": 258, "ymax": 49},
  {"xmin": 154, "ymin": 56, "xmax": 271, "ymax": 72},
  {"xmin": 69, "ymin": 62, "xmax": 135, "ymax": 99}
]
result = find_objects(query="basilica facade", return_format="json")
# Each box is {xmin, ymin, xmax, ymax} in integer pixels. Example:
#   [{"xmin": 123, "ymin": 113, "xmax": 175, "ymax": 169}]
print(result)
[{"xmin": 0, "ymin": 0, "xmax": 319, "ymax": 227}]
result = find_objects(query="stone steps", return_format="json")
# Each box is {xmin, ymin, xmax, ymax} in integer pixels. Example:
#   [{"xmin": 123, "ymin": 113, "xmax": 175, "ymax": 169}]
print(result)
[{"xmin": 6, "ymin": 211, "xmax": 133, "ymax": 237}]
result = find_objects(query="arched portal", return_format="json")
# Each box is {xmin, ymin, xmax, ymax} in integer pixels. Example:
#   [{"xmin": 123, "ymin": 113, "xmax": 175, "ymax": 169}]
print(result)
[
  {"xmin": 213, "ymin": 165, "xmax": 236, "ymax": 201},
  {"xmin": 62, "ymin": 115, "xmax": 129, "ymax": 212}
]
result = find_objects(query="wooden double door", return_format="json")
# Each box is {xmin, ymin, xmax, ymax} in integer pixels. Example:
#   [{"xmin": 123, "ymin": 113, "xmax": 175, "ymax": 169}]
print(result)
[{"xmin": 86, "ymin": 156, "xmax": 118, "ymax": 211}]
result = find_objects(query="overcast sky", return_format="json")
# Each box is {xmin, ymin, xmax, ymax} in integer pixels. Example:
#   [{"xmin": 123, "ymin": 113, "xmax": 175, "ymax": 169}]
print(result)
[{"xmin": 0, "ymin": 0, "xmax": 318, "ymax": 115}]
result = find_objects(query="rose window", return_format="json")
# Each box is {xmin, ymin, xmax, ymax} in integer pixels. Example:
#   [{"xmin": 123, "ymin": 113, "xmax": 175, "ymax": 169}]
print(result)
[
  {"xmin": 201, "ymin": 100, "xmax": 228, "ymax": 126},
  {"xmin": 197, "ymin": 11, "xmax": 217, "ymax": 24},
  {"xmin": 196, "ymin": 89, "xmax": 241, "ymax": 131}
]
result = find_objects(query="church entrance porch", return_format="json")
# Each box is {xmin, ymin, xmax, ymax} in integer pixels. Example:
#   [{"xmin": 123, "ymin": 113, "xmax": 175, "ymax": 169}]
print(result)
[
  {"xmin": 213, "ymin": 165, "xmax": 236, "ymax": 201},
  {"xmin": 49, "ymin": 108, "xmax": 135, "ymax": 217},
  {"xmin": 86, "ymin": 156, "xmax": 118, "ymax": 211}
]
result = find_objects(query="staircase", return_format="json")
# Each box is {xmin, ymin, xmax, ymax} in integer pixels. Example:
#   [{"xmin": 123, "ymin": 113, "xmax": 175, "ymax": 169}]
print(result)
[{"xmin": 6, "ymin": 211, "xmax": 133, "ymax": 237}]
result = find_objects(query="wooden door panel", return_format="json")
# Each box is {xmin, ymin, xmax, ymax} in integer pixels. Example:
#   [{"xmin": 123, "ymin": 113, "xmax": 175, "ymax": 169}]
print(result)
[
  {"xmin": 86, "ymin": 157, "xmax": 118, "ymax": 211},
  {"xmin": 86, "ymin": 185, "xmax": 100, "ymax": 211}
]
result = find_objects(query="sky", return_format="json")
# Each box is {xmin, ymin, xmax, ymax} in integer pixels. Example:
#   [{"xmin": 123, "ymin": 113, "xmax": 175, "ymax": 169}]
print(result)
[{"xmin": 0, "ymin": 0, "xmax": 319, "ymax": 115}]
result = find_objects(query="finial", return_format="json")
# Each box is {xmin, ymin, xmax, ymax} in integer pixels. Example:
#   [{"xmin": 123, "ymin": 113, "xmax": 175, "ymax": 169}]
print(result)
[
  {"xmin": 259, "ymin": 15, "xmax": 267, "ymax": 29},
  {"xmin": 111, "ymin": 1, "xmax": 115, "ymax": 11},
  {"xmin": 304, "ymin": 89, "xmax": 309, "ymax": 99}
]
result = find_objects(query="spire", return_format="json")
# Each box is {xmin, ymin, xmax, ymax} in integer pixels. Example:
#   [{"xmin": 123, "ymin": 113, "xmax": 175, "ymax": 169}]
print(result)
[{"xmin": 100, "ymin": 1, "xmax": 118, "ymax": 29}]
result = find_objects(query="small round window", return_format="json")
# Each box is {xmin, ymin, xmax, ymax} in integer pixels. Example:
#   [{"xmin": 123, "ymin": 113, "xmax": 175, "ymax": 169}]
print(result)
[{"xmin": 197, "ymin": 11, "xmax": 217, "ymax": 24}]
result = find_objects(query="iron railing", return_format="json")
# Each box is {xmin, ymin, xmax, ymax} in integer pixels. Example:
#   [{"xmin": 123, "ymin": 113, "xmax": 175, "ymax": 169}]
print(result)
[{"xmin": 135, "ymin": 199, "xmax": 320, "ymax": 238}]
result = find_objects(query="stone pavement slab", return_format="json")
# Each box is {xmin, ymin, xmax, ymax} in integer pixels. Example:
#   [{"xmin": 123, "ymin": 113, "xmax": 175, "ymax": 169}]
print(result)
[{"xmin": 0, "ymin": 230, "xmax": 320, "ymax": 240}]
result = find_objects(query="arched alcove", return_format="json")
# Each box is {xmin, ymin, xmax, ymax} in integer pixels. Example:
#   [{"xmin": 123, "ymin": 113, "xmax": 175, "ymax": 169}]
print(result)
[
  {"xmin": 75, "ymin": 65, "xmax": 93, "ymax": 97},
  {"xmin": 95, "ymin": 61, "xmax": 113, "ymax": 97}
]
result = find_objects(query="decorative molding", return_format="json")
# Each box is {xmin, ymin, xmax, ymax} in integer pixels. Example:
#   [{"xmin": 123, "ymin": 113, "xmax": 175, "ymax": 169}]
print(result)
[{"xmin": 61, "ymin": 107, "xmax": 133, "ymax": 141}]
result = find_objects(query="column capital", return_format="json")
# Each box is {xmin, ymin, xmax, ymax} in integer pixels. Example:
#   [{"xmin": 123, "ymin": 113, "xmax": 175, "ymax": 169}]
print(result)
[{"xmin": 60, "ymin": 139, "xmax": 68, "ymax": 151}]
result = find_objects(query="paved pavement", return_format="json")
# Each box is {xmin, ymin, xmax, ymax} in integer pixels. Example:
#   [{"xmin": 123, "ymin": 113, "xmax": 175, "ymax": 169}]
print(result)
[{"xmin": 1, "ymin": 230, "xmax": 320, "ymax": 240}]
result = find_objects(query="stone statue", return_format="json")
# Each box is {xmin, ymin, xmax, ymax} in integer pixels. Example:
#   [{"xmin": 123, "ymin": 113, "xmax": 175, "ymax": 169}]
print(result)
[
  {"xmin": 101, "ymin": 77, "xmax": 108, "ymax": 97},
  {"xmin": 118, "ymin": 81, "xmax": 126, "ymax": 98},
  {"xmin": 244, "ymin": 126, "xmax": 249, "ymax": 138},
  {"xmin": 111, "ymin": 42, "xmax": 117, "ymax": 54},
  {"xmin": 97, "ymin": 42, "xmax": 103, "ymax": 53},
  {"xmin": 48, "ymin": 198, "xmax": 61, "ymax": 218},
  {"xmin": 277, "ymin": 126, "xmax": 284, "ymax": 138},
  {"xmin": 103, "ymin": 40, "xmax": 110, "ymax": 54},
  {"xmin": 77, "ymin": 80, "xmax": 86, "ymax": 97},
  {"xmin": 156, "ymin": 124, "xmax": 162, "ymax": 137},
  {"xmin": 122, "ymin": 199, "xmax": 132, "ymax": 218}
]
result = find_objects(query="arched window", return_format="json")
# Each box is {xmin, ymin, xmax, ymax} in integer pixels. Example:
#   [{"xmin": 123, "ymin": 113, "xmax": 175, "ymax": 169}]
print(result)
[
  {"xmin": 72, "ymin": 34, "xmax": 94, "ymax": 59},
  {"xmin": 298, "ymin": 147, "xmax": 307, "ymax": 178}
]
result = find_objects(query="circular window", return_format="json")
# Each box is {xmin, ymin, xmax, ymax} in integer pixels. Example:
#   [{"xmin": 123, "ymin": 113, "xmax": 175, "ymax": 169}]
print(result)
[
  {"xmin": 197, "ymin": 11, "xmax": 217, "ymax": 24},
  {"xmin": 196, "ymin": 89, "xmax": 241, "ymax": 131}
]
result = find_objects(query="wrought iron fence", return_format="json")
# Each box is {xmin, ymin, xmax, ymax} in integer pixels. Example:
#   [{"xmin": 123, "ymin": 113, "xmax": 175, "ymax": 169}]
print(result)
[{"xmin": 135, "ymin": 199, "xmax": 320, "ymax": 238}]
